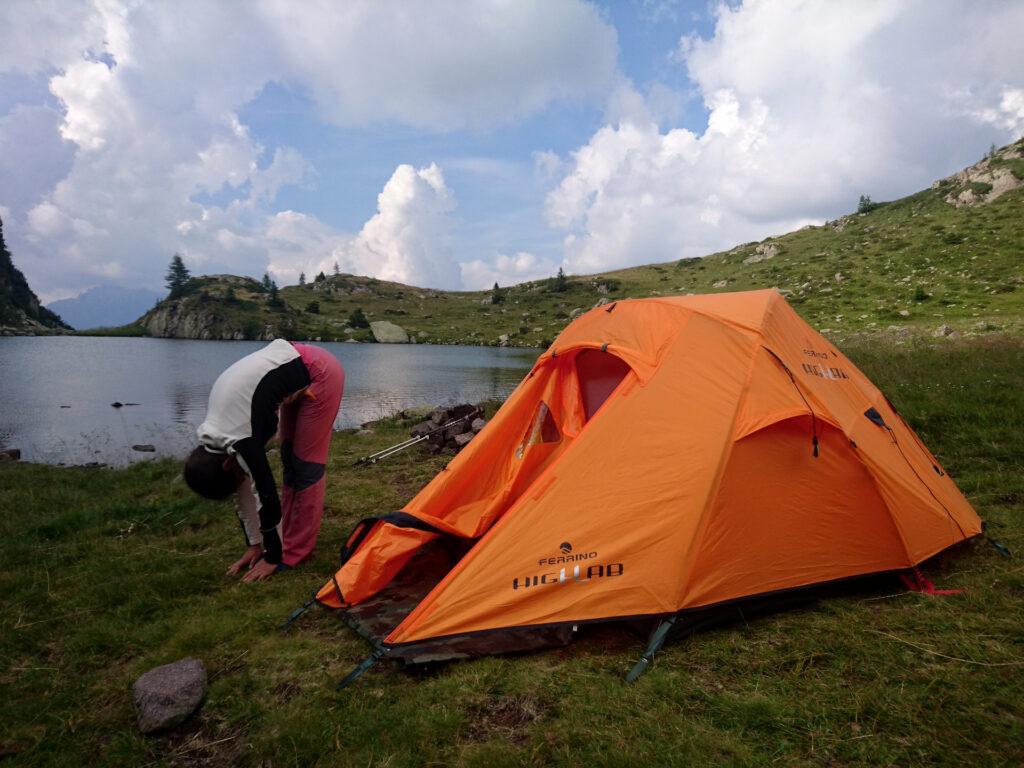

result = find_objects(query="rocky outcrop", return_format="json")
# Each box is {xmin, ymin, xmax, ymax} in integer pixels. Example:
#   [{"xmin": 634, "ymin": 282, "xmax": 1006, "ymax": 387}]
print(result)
[
  {"xmin": 743, "ymin": 241, "xmax": 779, "ymax": 265},
  {"xmin": 370, "ymin": 320, "xmax": 409, "ymax": 343},
  {"xmin": 141, "ymin": 276, "xmax": 295, "ymax": 340},
  {"xmin": 940, "ymin": 141, "xmax": 1024, "ymax": 207},
  {"xmin": 143, "ymin": 303, "xmax": 279, "ymax": 340}
]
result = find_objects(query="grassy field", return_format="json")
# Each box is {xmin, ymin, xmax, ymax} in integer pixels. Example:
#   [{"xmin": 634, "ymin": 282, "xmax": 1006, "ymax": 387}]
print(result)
[{"xmin": 2, "ymin": 336, "xmax": 1023, "ymax": 767}]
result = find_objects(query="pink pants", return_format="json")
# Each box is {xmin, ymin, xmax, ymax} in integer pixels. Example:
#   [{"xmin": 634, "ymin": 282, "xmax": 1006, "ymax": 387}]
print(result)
[{"xmin": 279, "ymin": 344, "xmax": 344, "ymax": 566}]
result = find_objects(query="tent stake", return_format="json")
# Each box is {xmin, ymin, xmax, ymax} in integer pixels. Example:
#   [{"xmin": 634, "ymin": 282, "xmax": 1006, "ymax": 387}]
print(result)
[
  {"xmin": 338, "ymin": 647, "xmax": 386, "ymax": 690},
  {"xmin": 279, "ymin": 595, "xmax": 316, "ymax": 631},
  {"xmin": 625, "ymin": 616, "xmax": 676, "ymax": 683}
]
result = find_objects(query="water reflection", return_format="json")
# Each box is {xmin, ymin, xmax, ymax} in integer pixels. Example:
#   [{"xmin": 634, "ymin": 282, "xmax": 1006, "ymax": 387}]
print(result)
[{"xmin": 0, "ymin": 337, "xmax": 536, "ymax": 465}]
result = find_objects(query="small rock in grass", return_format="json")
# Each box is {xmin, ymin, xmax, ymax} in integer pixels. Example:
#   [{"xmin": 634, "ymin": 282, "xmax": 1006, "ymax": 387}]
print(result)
[
  {"xmin": 132, "ymin": 658, "xmax": 207, "ymax": 734},
  {"xmin": 898, "ymin": 309, "xmax": 911, "ymax": 317},
  {"xmin": 471, "ymin": 418, "xmax": 487, "ymax": 433},
  {"xmin": 454, "ymin": 432, "xmax": 474, "ymax": 448}
]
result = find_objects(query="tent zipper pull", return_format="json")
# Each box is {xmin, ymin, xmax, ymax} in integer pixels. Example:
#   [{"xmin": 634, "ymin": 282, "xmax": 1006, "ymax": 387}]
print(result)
[
  {"xmin": 625, "ymin": 616, "xmax": 676, "ymax": 683},
  {"xmin": 812, "ymin": 435, "xmax": 819, "ymax": 458},
  {"xmin": 279, "ymin": 594, "xmax": 317, "ymax": 631},
  {"xmin": 338, "ymin": 647, "xmax": 386, "ymax": 690}
]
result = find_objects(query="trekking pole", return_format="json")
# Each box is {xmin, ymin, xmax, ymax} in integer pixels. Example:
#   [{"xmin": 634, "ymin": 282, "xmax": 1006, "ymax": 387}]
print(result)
[{"xmin": 353, "ymin": 411, "xmax": 480, "ymax": 466}]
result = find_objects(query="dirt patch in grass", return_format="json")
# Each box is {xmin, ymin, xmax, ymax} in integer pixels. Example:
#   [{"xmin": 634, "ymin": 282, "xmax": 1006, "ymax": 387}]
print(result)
[
  {"xmin": 463, "ymin": 695, "xmax": 543, "ymax": 744},
  {"xmin": 156, "ymin": 719, "xmax": 248, "ymax": 768}
]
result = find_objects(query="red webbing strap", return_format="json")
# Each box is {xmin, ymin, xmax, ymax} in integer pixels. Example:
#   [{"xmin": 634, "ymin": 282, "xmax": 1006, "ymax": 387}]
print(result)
[{"xmin": 899, "ymin": 567, "xmax": 963, "ymax": 595}]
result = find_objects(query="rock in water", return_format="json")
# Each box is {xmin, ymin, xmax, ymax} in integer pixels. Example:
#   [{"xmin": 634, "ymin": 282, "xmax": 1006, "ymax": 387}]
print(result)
[
  {"xmin": 0, "ymin": 448, "xmax": 21, "ymax": 462},
  {"xmin": 132, "ymin": 658, "xmax": 207, "ymax": 734},
  {"xmin": 369, "ymin": 320, "xmax": 409, "ymax": 343},
  {"xmin": 132, "ymin": 444, "xmax": 156, "ymax": 453}
]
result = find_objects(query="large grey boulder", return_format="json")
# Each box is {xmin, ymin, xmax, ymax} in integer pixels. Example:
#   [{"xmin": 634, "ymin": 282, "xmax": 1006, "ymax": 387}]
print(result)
[
  {"xmin": 132, "ymin": 658, "xmax": 207, "ymax": 734},
  {"xmin": 370, "ymin": 320, "xmax": 409, "ymax": 343}
]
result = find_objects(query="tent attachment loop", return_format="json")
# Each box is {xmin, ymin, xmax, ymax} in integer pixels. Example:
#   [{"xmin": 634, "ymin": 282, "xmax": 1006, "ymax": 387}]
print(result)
[
  {"xmin": 899, "ymin": 567, "xmax": 963, "ymax": 595},
  {"xmin": 279, "ymin": 594, "xmax": 317, "ymax": 631},
  {"xmin": 625, "ymin": 616, "xmax": 676, "ymax": 683},
  {"xmin": 601, "ymin": 343, "xmax": 609, "ymax": 353},
  {"xmin": 338, "ymin": 647, "xmax": 386, "ymax": 690}
]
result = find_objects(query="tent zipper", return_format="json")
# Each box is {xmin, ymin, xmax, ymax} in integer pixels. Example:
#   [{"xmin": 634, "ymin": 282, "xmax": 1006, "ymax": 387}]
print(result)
[{"xmin": 763, "ymin": 347, "xmax": 819, "ymax": 458}]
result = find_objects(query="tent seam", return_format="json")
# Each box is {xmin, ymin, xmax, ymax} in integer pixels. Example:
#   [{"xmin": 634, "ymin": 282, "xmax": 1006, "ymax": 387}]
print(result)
[{"xmin": 673, "ymin": 319, "xmax": 763, "ymax": 609}]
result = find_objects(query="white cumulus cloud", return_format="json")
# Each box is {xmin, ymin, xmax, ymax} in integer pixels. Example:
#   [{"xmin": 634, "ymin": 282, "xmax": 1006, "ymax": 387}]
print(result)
[
  {"xmin": 460, "ymin": 251, "xmax": 560, "ymax": 290},
  {"xmin": 0, "ymin": 0, "xmax": 618, "ymax": 297},
  {"xmin": 546, "ymin": 0, "xmax": 1024, "ymax": 275}
]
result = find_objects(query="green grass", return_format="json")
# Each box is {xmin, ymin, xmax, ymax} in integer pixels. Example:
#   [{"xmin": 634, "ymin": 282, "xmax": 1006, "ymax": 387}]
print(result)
[{"xmin": 2, "ymin": 336, "xmax": 1023, "ymax": 766}]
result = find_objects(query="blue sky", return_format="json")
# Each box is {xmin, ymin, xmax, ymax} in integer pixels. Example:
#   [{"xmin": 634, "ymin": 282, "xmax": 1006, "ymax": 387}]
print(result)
[{"xmin": 1, "ymin": 1, "xmax": 1021, "ymax": 302}]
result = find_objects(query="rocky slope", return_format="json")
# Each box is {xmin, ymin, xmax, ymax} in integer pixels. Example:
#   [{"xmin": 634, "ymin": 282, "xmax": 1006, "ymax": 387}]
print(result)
[
  {"xmin": 114, "ymin": 138, "xmax": 1024, "ymax": 345},
  {"xmin": 139, "ymin": 275, "xmax": 303, "ymax": 340},
  {"xmin": 0, "ymin": 215, "xmax": 70, "ymax": 335}
]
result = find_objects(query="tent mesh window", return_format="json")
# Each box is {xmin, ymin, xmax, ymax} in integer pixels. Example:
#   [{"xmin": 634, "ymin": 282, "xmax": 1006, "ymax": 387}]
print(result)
[{"xmin": 516, "ymin": 402, "xmax": 560, "ymax": 459}]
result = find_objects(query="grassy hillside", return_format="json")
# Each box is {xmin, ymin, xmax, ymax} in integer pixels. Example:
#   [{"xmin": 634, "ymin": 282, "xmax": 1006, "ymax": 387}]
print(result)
[
  {"xmin": 2, "ymin": 336, "xmax": 1022, "ymax": 766},
  {"xmin": 124, "ymin": 139, "xmax": 1024, "ymax": 345}
]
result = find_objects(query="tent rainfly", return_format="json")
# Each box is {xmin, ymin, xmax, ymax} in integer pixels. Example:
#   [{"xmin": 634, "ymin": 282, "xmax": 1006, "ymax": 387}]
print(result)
[{"xmin": 295, "ymin": 290, "xmax": 983, "ymax": 683}]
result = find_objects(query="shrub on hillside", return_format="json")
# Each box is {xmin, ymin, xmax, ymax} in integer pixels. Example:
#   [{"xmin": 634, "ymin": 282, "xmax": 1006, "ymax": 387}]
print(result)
[{"xmin": 348, "ymin": 307, "xmax": 370, "ymax": 328}]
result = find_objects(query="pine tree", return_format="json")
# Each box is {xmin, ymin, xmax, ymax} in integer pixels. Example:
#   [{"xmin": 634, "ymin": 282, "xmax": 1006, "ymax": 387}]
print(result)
[
  {"xmin": 490, "ymin": 281, "xmax": 504, "ymax": 305},
  {"xmin": 165, "ymin": 254, "xmax": 191, "ymax": 299},
  {"xmin": 268, "ymin": 279, "xmax": 283, "ymax": 308},
  {"xmin": 299, "ymin": 271, "xmax": 306, "ymax": 286},
  {"xmin": 333, "ymin": 261, "xmax": 340, "ymax": 276},
  {"xmin": 548, "ymin": 266, "xmax": 568, "ymax": 293},
  {"xmin": 261, "ymin": 272, "xmax": 273, "ymax": 292},
  {"xmin": 315, "ymin": 271, "xmax": 326, "ymax": 283}
]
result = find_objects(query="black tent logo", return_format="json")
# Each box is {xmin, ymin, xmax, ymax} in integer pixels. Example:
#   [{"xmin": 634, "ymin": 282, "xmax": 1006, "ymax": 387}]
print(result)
[{"xmin": 559, "ymin": 542, "xmax": 572, "ymax": 554}]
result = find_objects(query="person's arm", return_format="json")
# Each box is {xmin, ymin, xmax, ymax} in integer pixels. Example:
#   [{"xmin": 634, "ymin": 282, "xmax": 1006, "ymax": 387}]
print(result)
[
  {"xmin": 232, "ymin": 438, "xmax": 283, "ymax": 565},
  {"xmin": 235, "ymin": 481, "xmax": 262, "ymax": 547}
]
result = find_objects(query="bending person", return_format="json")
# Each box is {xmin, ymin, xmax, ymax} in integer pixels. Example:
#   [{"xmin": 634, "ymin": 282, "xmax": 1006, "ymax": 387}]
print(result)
[{"xmin": 184, "ymin": 339, "xmax": 344, "ymax": 581}]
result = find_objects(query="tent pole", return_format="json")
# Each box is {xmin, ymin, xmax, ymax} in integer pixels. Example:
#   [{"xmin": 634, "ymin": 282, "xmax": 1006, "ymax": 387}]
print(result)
[{"xmin": 625, "ymin": 616, "xmax": 677, "ymax": 683}]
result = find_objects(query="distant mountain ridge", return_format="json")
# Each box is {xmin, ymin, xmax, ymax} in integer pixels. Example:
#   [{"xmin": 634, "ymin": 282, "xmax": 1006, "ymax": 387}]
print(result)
[
  {"xmin": 0, "ymin": 215, "xmax": 69, "ymax": 335},
  {"xmin": 106, "ymin": 137, "xmax": 1024, "ymax": 345},
  {"xmin": 47, "ymin": 285, "xmax": 163, "ymax": 330}
]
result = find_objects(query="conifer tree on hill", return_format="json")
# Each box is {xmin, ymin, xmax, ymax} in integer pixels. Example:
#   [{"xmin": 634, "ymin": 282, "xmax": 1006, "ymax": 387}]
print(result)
[{"xmin": 164, "ymin": 254, "xmax": 191, "ymax": 299}]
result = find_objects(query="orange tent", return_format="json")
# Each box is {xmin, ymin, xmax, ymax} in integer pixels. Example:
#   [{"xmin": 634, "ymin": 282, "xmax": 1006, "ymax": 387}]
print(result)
[{"xmin": 310, "ymin": 289, "xmax": 981, "ymax": 679}]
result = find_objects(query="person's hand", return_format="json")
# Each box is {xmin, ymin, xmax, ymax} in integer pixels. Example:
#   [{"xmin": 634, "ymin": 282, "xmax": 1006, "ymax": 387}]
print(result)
[
  {"xmin": 226, "ymin": 545, "xmax": 262, "ymax": 576},
  {"xmin": 242, "ymin": 558, "xmax": 278, "ymax": 583}
]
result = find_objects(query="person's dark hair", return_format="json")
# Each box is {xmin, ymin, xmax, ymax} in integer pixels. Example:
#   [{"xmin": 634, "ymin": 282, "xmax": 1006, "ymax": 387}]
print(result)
[{"xmin": 184, "ymin": 446, "xmax": 241, "ymax": 500}]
